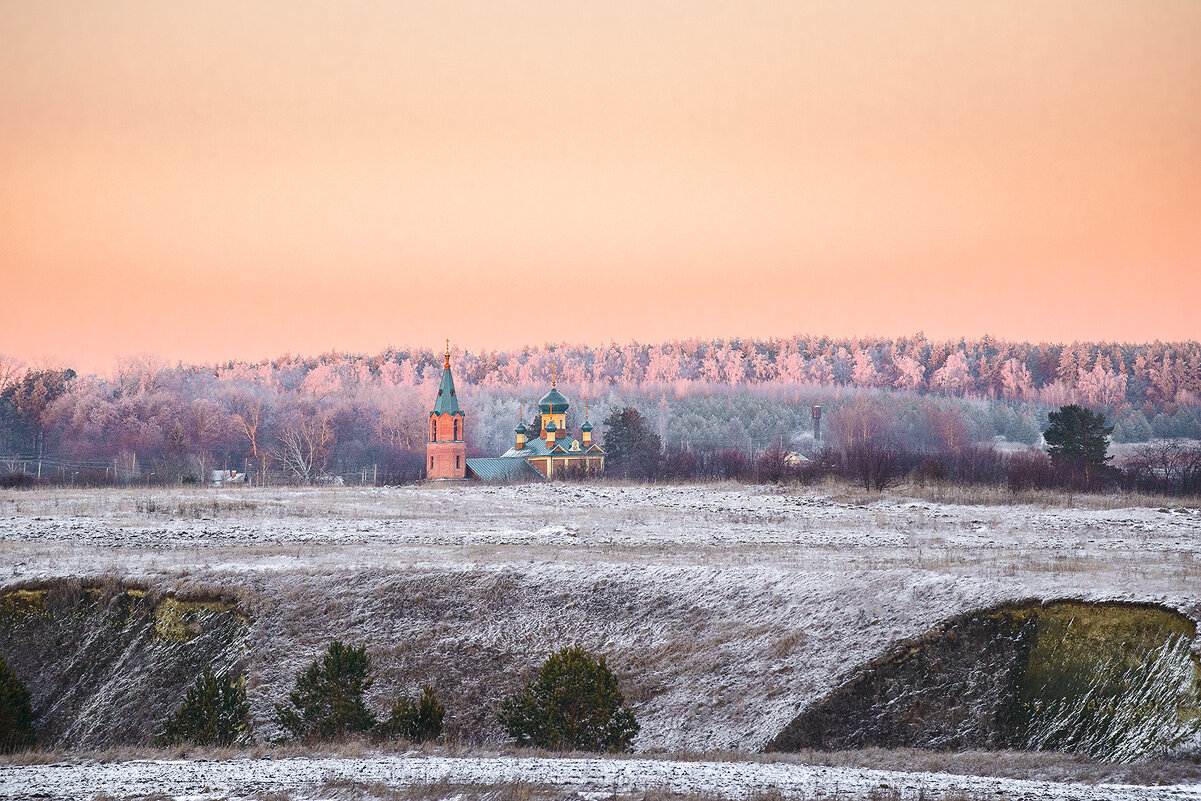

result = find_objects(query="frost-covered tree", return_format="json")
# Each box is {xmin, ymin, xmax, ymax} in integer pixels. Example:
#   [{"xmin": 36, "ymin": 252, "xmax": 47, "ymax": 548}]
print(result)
[
  {"xmin": 893, "ymin": 354, "xmax": 926, "ymax": 390},
  {"xmin": 932, "ymin": 352, "xmax": 972, "ymax": 396},
  {"xmin": 1000, "ymin": 358, "xmax": 1034, "ymax": 400}
]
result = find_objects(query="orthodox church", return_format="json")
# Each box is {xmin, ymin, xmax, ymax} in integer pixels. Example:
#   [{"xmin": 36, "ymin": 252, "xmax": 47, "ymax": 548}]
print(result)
[{"xmin": 427, "ymin": 347, "xmax": 605, "ymax": 482}]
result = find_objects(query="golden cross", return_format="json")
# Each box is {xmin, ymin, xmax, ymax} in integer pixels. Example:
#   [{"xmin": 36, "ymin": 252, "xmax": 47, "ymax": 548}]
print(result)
[{"xmin": 552, "ymin": 362, "xmax": 556, "ymax": 387}]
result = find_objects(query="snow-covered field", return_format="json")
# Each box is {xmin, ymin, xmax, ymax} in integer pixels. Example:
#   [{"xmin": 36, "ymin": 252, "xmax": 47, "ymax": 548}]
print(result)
[
  {"xmin": 4, "ymin": 482, "xmax": 1198, "ymax": 580},
  {"xmin": 2, "ymin": 483, "xmax": 1200, "ymax": 799},
  {"xmin": 5, "ymin": 753, "xmax": 1201, "ymax": 801}
]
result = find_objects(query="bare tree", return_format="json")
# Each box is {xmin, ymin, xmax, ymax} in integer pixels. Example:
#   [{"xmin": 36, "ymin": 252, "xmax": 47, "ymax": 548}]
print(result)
[
  {"xmin": 0, "ymin": 354, "xmax": 26, "ymax": 395},
  {"xmin": 1123, "ymin": 439, "xmax": 1201, "ymax": 495},
  {"xmin": 374, "ymin": 388, "xmax": 425, "ymax": 451},
  {"xmin": 272, "ymin": 411, "xmax": 335, "ymax": 483}
]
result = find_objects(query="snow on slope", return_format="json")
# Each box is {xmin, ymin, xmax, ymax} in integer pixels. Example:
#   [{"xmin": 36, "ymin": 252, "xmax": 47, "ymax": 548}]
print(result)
[{"xmin": 1, "ymin": 483, "xmax": 1199, "ymax": 754}]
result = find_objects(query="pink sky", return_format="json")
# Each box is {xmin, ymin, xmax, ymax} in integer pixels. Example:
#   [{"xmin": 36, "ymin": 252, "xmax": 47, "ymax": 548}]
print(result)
[{"xmin": 2, "ymin": 1, "xmax": 1199, "ymax": 373}]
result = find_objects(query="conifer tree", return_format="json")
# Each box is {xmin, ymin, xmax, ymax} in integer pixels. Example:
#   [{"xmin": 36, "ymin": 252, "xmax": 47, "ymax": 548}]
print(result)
[
  {"xmin": 0, "ymin": 655, "xmax": 36, "ymax": 754},
  {"xmin": 601, "ymin": 407, "xmax": 661, "ymax": 481},
  {"xmin": 377, "ymin": 685, "xmax": 444, "ymax": 742},
  {"xmin": 275, "ymin": 641, "xmax": 377, "ymax": 740},
  {"xmin": 155, "ymin": 667, "xmax": 251, "ymax": 747},
  {"xmin": 499, "ymin": 646, "xmax": 638, "ymax": 752},
  {"xmin": 1044, "ymin": 404, "xmax": 1113, "ymax": 470}
]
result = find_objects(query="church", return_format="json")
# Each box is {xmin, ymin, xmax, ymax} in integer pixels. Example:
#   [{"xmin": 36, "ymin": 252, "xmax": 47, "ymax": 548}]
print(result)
[{"xmin": 427, "ymin": 346, "xmax": 605, "ymax": 482}]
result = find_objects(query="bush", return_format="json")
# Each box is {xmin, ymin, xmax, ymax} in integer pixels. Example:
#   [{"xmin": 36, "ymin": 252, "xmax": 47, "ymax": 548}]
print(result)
[
  {"xmin": 377, "ymin": 685, "xmax": 444, "ymax": 742},
  {"xmin": 0, "ymin": 473, "xmax": 35, "ymax": 489},
  {"xmin": 0, "ymin": 654, "xmax": 36, "ymax": 754},
  {"xmin": 1006, "ymin": 450, "xmax": 1056, "ymax": 493},
  {"xmin": 499, "ymin": 646, "xmax": 638, "ymax": 752},
  {"xmin": 275, "ymin": 641, "xmax": 377, "ymax": 741},
  {"xmin": 155, "ymin": 667, "xmax": 251, "ymax": 747}
]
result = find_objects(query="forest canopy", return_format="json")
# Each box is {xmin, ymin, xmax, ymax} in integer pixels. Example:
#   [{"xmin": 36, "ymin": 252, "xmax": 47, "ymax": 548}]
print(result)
[{"xmin": 1, "ymin": 336, "xmax": 1198, "ymax": 484}]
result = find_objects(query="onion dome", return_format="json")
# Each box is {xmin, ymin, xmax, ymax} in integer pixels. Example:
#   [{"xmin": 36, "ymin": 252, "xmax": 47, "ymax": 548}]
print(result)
[
  {"xmin": 544, "ymin": 419, "xmax": 558, "ymax": 432},
  {"xmin": 538, "ymin": 387, "xmax": 570, "ymax": 414},
  {"xmin": 581, "ymin": 420, "xmax": 593, "ymax": 432},
  {"xmin": 515, "ymin": 421, "xmax": 527, "ymax": 434}
]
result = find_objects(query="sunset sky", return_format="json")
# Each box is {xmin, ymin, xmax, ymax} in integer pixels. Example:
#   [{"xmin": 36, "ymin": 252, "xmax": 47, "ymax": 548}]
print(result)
[{"xmin": 2, "ymin": 1, "xmax": 1199, "ymax": 373}]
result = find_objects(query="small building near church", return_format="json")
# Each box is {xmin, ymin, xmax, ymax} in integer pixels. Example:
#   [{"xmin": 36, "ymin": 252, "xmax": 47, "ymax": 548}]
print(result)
[{"xmin": 426, "ymin": 347, "xmax": 604, "ymax": 482}]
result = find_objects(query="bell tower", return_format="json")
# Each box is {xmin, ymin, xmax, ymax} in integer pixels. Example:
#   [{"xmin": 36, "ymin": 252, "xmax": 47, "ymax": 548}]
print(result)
[{"xmin": 427, "ymin": 340, "xmax": 467, "ymax": 479}]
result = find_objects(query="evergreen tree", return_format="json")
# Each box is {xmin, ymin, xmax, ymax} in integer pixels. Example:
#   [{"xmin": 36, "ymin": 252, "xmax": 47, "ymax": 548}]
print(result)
[
  {"xmin": 0, "ymin": 655, "xmax": 36, "ymax": 754},
  {"xmin": 155, "ymin": 667, "xmax": 251, "ymax": 747},
  {"xmin": 377, "ymin": 685, "xmax": 444, "ymax": 742},
  {"xmin": 275, "ymin": 641, "xmax": 377, "ymax": 740},
  {"xmin": 601, "ymin": 407, "xmax": 661, "ymax": 481},
  {"xmin": 1044, "ymin": 404, "xmax": 1113, "ymax": 471},
  {"xmin": 499, "ymin": 646, "xmax": 638, "ymax": 752}
]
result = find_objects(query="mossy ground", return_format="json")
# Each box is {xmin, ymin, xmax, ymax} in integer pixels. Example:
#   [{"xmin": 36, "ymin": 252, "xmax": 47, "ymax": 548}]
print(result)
[
  {"xmin": 0, "ymin": 581, "xmax": 250, "ymax": 749},
  {"xmin": 771, "ymin": 600, "xmax": 1201, "ymax": 762}
]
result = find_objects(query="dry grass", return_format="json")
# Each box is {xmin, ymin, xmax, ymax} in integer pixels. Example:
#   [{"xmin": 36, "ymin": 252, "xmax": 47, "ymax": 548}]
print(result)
[{"xmin": 288, "ymin": 776, "xmax": 1105, "ymax": 801}]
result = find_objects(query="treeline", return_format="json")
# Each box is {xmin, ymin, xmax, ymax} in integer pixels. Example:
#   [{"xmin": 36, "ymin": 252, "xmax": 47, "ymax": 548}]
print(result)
[
  {"xmin": 599, "ymin": 404, "xmax": 1201, "ymax": 497},
  {"xmin": 0, "ymin": 335, "xmax": 1199, "ymax": 486}
]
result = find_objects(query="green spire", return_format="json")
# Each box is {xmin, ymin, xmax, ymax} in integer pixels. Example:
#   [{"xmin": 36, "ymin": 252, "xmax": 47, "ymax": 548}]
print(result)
[{"xmin": 431, "ymin": 347, "xmax": 461, "ymax": 416}]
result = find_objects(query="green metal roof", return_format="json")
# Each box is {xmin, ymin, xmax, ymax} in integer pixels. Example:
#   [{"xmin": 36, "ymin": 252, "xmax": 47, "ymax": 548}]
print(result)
[
  {"xmin": 501, "ymin": 437, "xmax": 604, "ymax": 458},
  {"xmin": 538, "ymin": 387, "xmax": 570, "ymax": 413},
  {"xmin": 431, "ymin": 366, "xmax": 462, "ymax": 416},
  {"xmin": 465, "ymin": 457, "xmax": 544, "ymax": 483}
]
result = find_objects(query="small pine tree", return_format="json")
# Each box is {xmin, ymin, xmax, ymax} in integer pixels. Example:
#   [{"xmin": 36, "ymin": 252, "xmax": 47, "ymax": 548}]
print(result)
[
  {"xmin": 155, "ymin": 667, "xmax": 251, "ymax": 747},
  {"xmin": 275, "ymin": 641, "xmax": 377, "ymax": 741},
  {"xmin": 499, "ymin": 646, "xmax": 638, "ymax": 752},
  {"xmin": 0, "ymin": 655, "xmax": 36, "ymax": 754},
  {"xmin": 377, "ymin": 685, "xmax": 444, "ymax": 742}
]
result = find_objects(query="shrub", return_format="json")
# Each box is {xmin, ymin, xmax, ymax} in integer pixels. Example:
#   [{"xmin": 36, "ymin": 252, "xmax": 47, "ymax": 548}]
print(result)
[
  {"xmin": 1006, "ymin": 450, "xmax": 1056, "ymax": 493},
  {"xmin": 154, "ymin": 667, "xmax": 251, "ymax": 747},
  {"xmin": 0, "ymin": 473, "xmax": 36, "ymax": 489},
  {"xmin": 275, "ymin": 641, "xmax": 377, "ymax": 741},
  {"xmin": 499, "ymin": 646, "xmax": 638, "ymax": 752},
  {"xmin": 377, "ymin": 685, "xmax": 444, "ymax": 742},
  {"xmin": 0, "ymin": 654, "xmax": 36, "ymax": 754}
]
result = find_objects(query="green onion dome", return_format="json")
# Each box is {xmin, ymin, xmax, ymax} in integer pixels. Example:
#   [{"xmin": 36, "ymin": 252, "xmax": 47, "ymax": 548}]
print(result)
[{"xmin": 538, "ymin": 387, "xmax": 570, "ymax": 414}]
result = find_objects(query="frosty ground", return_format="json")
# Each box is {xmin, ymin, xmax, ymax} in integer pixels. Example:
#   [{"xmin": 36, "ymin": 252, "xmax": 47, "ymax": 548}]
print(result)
[{"xmin": 1, "ymin": 482, "xmax": 1199, "ymax": 799}]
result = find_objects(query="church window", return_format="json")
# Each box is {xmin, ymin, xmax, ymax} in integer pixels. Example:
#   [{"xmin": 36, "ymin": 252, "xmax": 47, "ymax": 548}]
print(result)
[
  {"xmin": 431, "ymin": 420, "xmax": 437, "ymax": 441},
  {"xmin": 430, "ymin": 456, "xmax": 434, "ymax": 469},
  {"xmin": 456, "ymin": 455, "xmax": 460, "ymax": 469},
  {"xmin": 453, "ymin": 419, "xmax": 459, "ymax": 440}
]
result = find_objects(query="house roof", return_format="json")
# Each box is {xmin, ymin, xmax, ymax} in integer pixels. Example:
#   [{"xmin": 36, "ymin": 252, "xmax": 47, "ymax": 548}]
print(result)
[
  {"xmin": 431, "ymin": 366, "xmax": 462, "ymax": 416},
  {"xmin": 465, "ymin": 457, "xmax": 544, "ymax": 483}
]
